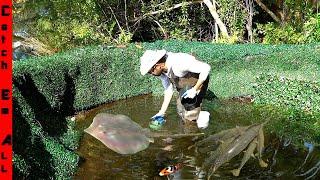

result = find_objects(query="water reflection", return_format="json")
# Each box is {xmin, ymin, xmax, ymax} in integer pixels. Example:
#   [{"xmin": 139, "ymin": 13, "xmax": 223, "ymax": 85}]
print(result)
[{"xmin": 74, "ymin": 94, "xmax": 319, "ymax": 179}]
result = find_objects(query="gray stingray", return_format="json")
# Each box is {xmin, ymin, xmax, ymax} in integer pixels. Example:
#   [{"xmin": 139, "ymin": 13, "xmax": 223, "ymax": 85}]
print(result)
[
  {"xmin": 84, "ymin": 113, "xmax": 204, "ymax": 155},
  {"xmin": 84, "ymin": 113, "xmax": 152, "ymax": 154}
]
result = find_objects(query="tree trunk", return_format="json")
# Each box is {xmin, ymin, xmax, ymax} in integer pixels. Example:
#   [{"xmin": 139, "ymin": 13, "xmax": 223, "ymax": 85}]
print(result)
[
  {"xmin": 203, "ymin": 0, "xmax": 230, "ymax": 39},
  {"xmin": 212, "ymin": 0, "xmax": 219, "ymax": 42},
  {"xmin": 245, "ymin": 0, "xmax": 253, "ymax": 43},
  {"xmin": 214, "ymin": 22, "xmax": 219, "ymax": 42}
]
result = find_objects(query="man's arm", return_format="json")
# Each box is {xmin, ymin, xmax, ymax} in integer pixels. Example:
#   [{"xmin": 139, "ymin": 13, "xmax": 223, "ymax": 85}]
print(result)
[
  {"xmin": 158, "ymin": 83, "xmax": 174, "ymax": 115},
  {"xmin": 193, "ymin": 62, "xmax": 211, "ymax": 91},
  {"xmin": 178, "ymin": 53, "xmax": 211, "ymax": 98},
  {"xmin": 182, "ymin": 54, "xmax": 211, "ymax": 87},
  {"xmin": 153, "ymin": 75, "xmax": 174, "ymax": 117}
]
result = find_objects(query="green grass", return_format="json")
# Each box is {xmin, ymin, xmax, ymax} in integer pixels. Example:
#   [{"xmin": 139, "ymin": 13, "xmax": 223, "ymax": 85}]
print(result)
[{"xmin": 145, "ymin": 41, "xmax": 320, "ymax": 97}]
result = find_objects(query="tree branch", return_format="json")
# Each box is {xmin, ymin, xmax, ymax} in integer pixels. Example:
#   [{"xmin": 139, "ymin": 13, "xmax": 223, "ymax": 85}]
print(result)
[
  {"xmin": 132, "ymin": 0, "xmax": 230, "ymax": 40},
  {"xmin": 133, "ymin": 1, "xmax": 203, "ymax": 21},
  {"xmin": 254, "ymin": 0, "xmax": 281, "ymax": 23},
  {"xmin": 150, "ymin": 18, "xmax": 167, "ymax": 38},
  {"xmin": 109, "ymin": 6, "xmax": 123, "ymax": 31},
  {"xmin": 203, "ymin": 0, "xmax": 229, "ymax": 38},
  {"xmin": 124, "ymin": 0, "xmax": 130, "ymax": 31}
]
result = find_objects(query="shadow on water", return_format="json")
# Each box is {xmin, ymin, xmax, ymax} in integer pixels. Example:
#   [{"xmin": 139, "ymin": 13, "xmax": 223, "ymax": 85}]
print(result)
[{"xmin": 74, "ymin": 94, "xmax": 320, "ymax": 179}]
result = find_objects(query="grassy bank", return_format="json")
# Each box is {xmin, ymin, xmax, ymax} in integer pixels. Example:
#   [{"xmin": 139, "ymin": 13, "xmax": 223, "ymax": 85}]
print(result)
[
  {"xmin": 13, "ymin": 40, "xmax": 320, "ymax": 178},
  {"xmin": 146, "ymin": 41, "xmax": 320, "ymax": 97}
]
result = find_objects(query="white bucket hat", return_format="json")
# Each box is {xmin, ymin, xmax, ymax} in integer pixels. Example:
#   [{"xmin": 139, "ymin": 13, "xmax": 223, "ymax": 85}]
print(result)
[{"xmin": 140, "ymin": 49, "xmax": 167, "ymax": 75}]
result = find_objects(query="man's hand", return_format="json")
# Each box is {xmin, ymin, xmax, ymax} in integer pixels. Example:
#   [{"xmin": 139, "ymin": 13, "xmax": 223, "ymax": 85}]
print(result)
[
  {"xmin": 151, "ymin": 111, "xmax": 165, "ymax": 119},
  {"xmin": 181, "ymin": 87, "xmax": 199, "ymax": 99}
]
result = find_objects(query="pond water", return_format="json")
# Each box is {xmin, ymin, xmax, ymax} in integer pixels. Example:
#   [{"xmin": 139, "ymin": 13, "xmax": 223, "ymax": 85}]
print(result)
[{"xmin": 74, "ymin": 94, "xmax": 319, "ymax": 179}]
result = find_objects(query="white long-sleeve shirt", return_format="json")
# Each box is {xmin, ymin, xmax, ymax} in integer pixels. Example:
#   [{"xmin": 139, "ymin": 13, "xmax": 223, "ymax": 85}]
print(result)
[
  {"xmin": 159, "ymin": 52, "xmax": 211, "ymax": 92},
  {"xmin": 156, "ymin": 52, "xmax": 211, "ymax": 115}
]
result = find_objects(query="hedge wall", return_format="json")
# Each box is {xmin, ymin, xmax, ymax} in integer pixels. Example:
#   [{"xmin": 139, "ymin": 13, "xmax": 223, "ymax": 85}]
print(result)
[
  {"xmin": 13, "ymin": 45, "xmax": 149, "ymax": 179},
  {"xmin": 13, "ymin": 40, "xmax": 320, "ymax": 178}
]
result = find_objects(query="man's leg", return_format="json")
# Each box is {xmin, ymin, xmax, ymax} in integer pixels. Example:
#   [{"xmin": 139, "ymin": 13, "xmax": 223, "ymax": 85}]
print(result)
[
  {"xmin": 176, "ymin": 96, "xmax": 184, "ymax": 119},
  {"xmin": 177, "ymin": 96, "xmax": 201, "ymax": 122},
  {"xmin": 183, "ymin": 106, "xmax": 201, "ymax": 122},
  {"xmin": 182, "ymin": 106, "xmax": 201, "ymax": 133}
]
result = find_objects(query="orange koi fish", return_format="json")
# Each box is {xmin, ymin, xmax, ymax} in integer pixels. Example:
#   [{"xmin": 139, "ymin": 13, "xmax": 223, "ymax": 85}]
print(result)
[{"xmin": 159, "ymin": 163, "xmax": 182, "ymax": 176}]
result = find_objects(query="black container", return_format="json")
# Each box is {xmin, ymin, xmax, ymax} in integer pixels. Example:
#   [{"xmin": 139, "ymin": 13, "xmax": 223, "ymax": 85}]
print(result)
[{"xmin": 179, "ymin": 87, "xmax": 198, "ymax": 111}]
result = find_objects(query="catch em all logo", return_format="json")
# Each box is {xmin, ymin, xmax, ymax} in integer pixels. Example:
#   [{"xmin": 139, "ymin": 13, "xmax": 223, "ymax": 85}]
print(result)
[{"xmin": 0, "ymin": 0, "xmax": 12, "ymax": 179}]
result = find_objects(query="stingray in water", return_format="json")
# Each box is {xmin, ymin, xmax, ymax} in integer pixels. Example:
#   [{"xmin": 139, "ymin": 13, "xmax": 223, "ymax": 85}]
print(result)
[
  {"xmin": 84, "ymin": 113, "xmax": 204, "ymax": 155},
  {"xmin": 84, "ymin": 113, "xmax": 152, "ymax": 154}
]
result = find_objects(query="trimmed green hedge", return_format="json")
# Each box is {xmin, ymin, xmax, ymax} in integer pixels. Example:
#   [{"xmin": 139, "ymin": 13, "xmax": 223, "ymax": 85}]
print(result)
[{"xmin": 13, "ymin": 40, "xmax": 320, "ymax": 178}]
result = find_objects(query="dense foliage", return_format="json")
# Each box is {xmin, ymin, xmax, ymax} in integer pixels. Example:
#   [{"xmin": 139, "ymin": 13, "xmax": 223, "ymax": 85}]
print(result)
[
  {"xmin": 14, "ymin": 0, "xmax": 319, "ymax": 52},
  {"xmin": 14, "ymin": 0, "xmax": 103, "ymax": 50},
  {"xmin": 258, "ymin": 13, "xmax": 320, "ymax": 44}
]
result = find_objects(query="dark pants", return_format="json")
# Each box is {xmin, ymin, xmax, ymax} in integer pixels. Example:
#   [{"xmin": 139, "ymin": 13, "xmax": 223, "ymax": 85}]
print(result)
[{"xmin": 173, "ymin": 75, "xmax": 209, "ymax": 122}]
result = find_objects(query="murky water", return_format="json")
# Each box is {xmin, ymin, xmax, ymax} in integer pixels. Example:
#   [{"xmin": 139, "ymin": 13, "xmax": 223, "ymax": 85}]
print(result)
[{"xmin": 74, "ymin": 94, "xmax": 319, "ymax": 179}]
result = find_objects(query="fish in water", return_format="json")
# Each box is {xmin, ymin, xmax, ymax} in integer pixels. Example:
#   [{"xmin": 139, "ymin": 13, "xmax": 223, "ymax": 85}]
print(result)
[
  {"xmin": 162, "ymin": 137, "xmax": 173, "ymax": 144},
  {"xmin": 229, "ymin": 123, "xmax": 268, "ymax": 177},
  {"xmin": 200, "ymin": 121, "xmax": 269, "ymax": 179},
  {"xmin": 190, "ymin": 125, "xmax": 250, "ymax": 153},
  {"xmin": 84, "ymin": 113, "xmax": 153, "ymax": 154},
  {"xmin": 159, "ymin": 163, "xmax": 183, "ymax": 176},
  {"xmin": 209, "ymin": 124, "xmax": 263, "ymax": 176},
  {"xmin": 161, "ymin": 145, "xmax": 174, "ymax": 151}
]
